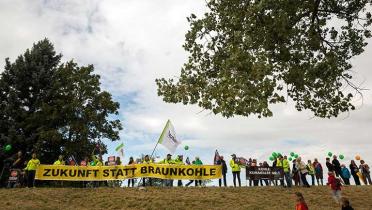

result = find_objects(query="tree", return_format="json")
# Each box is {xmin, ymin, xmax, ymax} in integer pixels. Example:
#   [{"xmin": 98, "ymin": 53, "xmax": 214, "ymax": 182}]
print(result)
[
  {"xmin": 0, "ymin": 39, "xmax": 122, "ymax": 162},
  {"xmin": 156, "ymin": 0, "xmax": 372, "ymax": 118}
]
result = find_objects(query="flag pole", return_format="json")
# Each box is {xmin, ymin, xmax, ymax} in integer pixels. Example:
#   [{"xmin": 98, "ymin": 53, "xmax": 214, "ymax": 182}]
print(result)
[
  {"xmin": 150, "ymin": 120, "xmax": 170, "ymax": 159},
  {"xmin": 150, "ymin": 141, "xmax": 159, "ymax": 159}
]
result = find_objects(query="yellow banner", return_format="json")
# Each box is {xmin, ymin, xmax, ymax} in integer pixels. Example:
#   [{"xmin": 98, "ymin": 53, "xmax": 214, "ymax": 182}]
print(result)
[{"xmin": 35, "ymin": 164, "xmax": 222, "ymax": 181}]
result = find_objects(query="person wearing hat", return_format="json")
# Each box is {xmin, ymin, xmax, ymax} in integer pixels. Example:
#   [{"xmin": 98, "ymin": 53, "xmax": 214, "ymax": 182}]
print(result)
[
  {"xmin": 159, "ymin": 154, "xmax": 175, "ymax": 187},
  {"xmin": 174, "ymin": 155, "xmax": 185, "ymax": 186},
  {"xmin": 230, "ymin": 154, "xmax": 241, "ymax": 187}
]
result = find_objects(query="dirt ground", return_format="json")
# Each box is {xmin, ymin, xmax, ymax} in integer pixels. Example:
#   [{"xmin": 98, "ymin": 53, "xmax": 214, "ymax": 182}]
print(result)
[{"xmin": 0, "ymin": 185, "xmax": 371, "ymax": 210}]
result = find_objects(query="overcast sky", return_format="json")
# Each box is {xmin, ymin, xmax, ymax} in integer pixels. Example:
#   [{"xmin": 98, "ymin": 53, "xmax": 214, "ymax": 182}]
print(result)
[{"xmin": 1, "ymin": 1, "xmax": 371, "ymax": 182}]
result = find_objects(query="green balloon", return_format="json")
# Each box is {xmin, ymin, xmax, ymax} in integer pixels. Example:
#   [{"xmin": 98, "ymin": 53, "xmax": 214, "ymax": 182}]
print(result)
[
  {"xmin": 277, "ymin": 153, "xmax": 282, "ymax": 157},
  {"xmin": 90, "ymin": 161, "xmax": 96, "ymax": 166},
  {"xmin": 184, "ymin": 145, "xmax": 189, "ymax": 150},
  {"xmin": 269, "ymin": 156, "xmax": 274, "ymax": 161},
  {"xmin": 4, "ymin": 144, "xmax": 11, "ymax": 152},
  {"xmin": 288, "ymin": 157, "xmax": 293, "ymax": 161},
  {"xmin": 290, "ymin": 152, "xmax": 295, "ymax": 157},
  {"xmin": 272, "ymin": 152, "xmax": 277, "ymax": 158},
  {"xmin": 339, "ymin": 154, "xmax": 344, "ymax": 160},
  {"xmin": 294, "ymin": 154, "xmax": 299, "ymax": 158},
  {"xmin": 328, "ymin": 152, "xmax": 333, "ymax": 157}
]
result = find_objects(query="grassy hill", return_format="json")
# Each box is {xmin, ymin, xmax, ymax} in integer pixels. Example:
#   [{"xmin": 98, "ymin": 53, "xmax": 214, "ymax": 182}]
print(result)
[{"xmin": 0, "ymin": 186, "xmax": 371, "ymax": 210}]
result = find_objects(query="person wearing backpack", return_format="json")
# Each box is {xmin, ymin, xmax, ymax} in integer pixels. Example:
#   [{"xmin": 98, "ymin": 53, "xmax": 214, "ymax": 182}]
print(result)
[
  {"xmin": 327, "ymin": 171, "xmax": 343, "ymax": 204},
  {"xmin": 313, "ymin": 158, "xmax": 323, "ymax": 185}
]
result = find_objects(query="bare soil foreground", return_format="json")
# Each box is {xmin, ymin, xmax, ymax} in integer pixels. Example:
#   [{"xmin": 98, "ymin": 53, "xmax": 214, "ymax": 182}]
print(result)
[{"xmin": 0, "ymin": 186, "xmax": 371, "ymax": 210}]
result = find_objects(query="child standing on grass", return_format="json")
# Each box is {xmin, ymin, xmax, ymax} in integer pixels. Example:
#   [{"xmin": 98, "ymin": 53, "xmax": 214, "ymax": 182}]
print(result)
[
  {"xmin": 327, "ymin": 171, "xmax": 343, "ymax": 204},
  {"xmin": 294, "ymin": 192, "xmax": 309, "ymax": 210}
]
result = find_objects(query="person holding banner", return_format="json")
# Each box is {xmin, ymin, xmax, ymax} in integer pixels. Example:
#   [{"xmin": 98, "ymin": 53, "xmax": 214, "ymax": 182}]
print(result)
[
  {"xmin": 53, "ymin": 155, "xmax": 65, "ymax": 165},
  {"xmin": 25, "ymin": 153, "xmax": 40, "ymax": 188},
  {"xmin": 194, "ymin": 157, "xmax": 203, "ymax": 186},
  {"xmin": 216, "ymin": 156, "xmax": 227, "ymax": 187},
  {"xmin": 53, "ymin": 155, "xmax": 65, "ymax": 187},
  {"xmin": 127, "ymin": 157, "xmax": 136, "ymax": 187},
  {"xmin": 174, "ymin": 155, "xmax": 184, "ymax": 187},
  {"xmin": 230, "ymin": 154, "xmax": 241, "ymax": 187},
  {"xmin": 158, "ymin": 154, "xmax": 175, "ymax": 187},
  {"xmin": 142, "ymin": 155, "xmax": 153, "ymax": 187}
]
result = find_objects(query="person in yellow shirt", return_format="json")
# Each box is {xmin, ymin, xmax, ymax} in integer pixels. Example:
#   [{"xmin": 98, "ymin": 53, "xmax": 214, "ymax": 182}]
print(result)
[
  {"xmin": 25, "ymin": 153, "xmax": 40, "ymax": 188},
  {"xmin": 53, "ymin": 155, "xmax": 65, "ymax": 187},
  {"xmin": 53, "ymin": 155, "xmax": 65, "ymax": 165},
  {"xmin": 230, "ymin": 154, "xmax": 241, "ymax": 187}
]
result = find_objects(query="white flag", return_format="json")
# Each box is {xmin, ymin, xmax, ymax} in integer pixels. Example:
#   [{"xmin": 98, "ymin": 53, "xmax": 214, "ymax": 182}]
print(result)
[{"xmin": 158, "ymin": 120, "xmax": 181, "ymax": 154}]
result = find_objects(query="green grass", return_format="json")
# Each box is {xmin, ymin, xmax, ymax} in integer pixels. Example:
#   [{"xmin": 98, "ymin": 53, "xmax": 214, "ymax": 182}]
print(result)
[{"xmin": 0, "ymin": 186, "xmax": 371, "ymax": 210}]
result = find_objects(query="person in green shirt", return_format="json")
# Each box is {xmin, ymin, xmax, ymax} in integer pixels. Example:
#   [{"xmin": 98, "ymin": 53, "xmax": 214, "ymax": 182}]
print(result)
[
  {"xmin": 186, "ymin": 157, "xmax": 204, "ymax": 187},
  {"xmin": 25, "ymin": 153, "xmax": 40, "ymax": 188}
]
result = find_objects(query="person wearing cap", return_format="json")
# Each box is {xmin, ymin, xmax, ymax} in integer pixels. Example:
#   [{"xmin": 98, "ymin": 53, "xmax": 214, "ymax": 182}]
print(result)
[
  {"xmin": 159, "ymin": 154, "xmax": 175, "ymax": 187},
  {"xmin": 174, "ymin": 155, "xmax": 185, "ymax": 186},
  {"xmin": 230, "ymin": 154, "xmax": 241, "ymax": 187}
]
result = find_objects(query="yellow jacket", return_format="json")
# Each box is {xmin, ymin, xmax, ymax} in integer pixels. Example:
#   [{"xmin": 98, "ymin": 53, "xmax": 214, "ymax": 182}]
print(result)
[
  {"xmin": 230, "ymin": 159, "xmax": 240, "ymax": 172},
  {"xmin": 25, "ymin": 158, "xmax": 40, "ymax": 171},
  {"xmin": 53, "ymin": 160, "xmax": 65, "ymax": 165},
  {"xmin": 283, "ymin": 159, "xmax": 290, "ymax": 172}
]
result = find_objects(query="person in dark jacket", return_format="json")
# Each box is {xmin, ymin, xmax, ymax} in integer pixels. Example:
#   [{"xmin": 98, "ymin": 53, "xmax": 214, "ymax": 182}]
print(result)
[
  {"xmin": 313, "ymin": 158, "xmax": 323, "ymax": 185},
  {"xmin": 359, "ymin": 160, "xmax": 371, "ymax": 185},
  {"xmin": 216, "ymin": 156, "xmax": 227, "ymax": 187},
  {"xmin": 326, "ymin": 157, "xmax": 335, "ymax": 172},
  {"xmin": 349, "ymin": 160, "xmax": 360, "ymax": 185},
  {"xmin": 332, "ymin": 155, "xmax": 342, "ymax": 177}
]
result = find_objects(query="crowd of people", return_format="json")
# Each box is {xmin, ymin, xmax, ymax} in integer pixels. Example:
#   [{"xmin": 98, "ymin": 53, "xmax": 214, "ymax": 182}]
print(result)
[
  {"xmin": 1, "ymin": 149, "xmax": 370, "ymax": 192},
  {"xmin": 221, "ymin": 154, "xmax": 371, "ymax": 189},
  {"xmin": 1, "ymin": 150, "xmax": 370, "ymax": 209}
]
